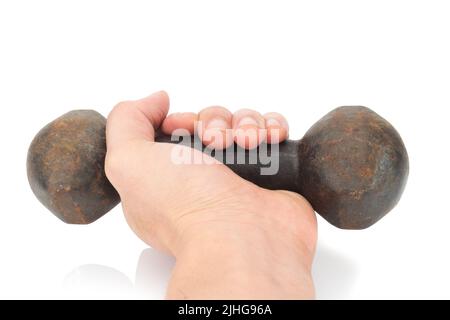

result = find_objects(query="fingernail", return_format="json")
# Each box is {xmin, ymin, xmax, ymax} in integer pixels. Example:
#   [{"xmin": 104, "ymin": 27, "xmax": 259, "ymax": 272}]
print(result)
[
  {"xmin": 207, "ymin": 118, "xmax": 228, "ymax": 129},
  {"xmin": 266, "ymin": 118, "xmax": 281, "ymax": 127},
  {"xmin": 237, "ymin": 116, "xmax": 258, "ymax": 127}
]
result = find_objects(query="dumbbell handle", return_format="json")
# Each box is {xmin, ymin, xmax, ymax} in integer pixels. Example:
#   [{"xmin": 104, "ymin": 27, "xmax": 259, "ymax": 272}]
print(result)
[{"xmin": 155, "ymin": 133, "xmax": 300, "ymax": 194}]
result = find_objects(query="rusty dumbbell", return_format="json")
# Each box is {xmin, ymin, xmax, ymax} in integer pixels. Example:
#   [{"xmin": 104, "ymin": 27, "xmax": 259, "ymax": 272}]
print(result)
[{"xmin": 27, "ymin": 106, "xmax": 409, "ymax": 229}]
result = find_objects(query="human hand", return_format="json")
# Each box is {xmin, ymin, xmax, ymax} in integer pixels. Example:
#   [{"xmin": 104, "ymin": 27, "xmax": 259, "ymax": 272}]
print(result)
[{"xmin": 105, "ymin": 91, "xmax": 317, "ymax": 299}]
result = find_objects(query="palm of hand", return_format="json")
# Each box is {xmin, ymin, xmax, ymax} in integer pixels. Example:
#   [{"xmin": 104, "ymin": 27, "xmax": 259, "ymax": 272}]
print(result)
[{"xmin": 105, "ymin": 91, "xmax": 317, "ymax": 259}]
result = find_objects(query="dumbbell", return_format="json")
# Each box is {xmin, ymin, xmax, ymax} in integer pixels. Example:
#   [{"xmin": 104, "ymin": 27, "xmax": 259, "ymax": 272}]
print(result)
[{"xmin": 27, "ymin": 106, "xmax": 409, "ymax": 229}]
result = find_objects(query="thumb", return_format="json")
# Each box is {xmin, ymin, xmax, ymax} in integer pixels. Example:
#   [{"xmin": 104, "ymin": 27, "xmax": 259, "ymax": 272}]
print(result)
[{"xmin": 106, "ymin": 91, "xmax": 169, "ymax": 150}]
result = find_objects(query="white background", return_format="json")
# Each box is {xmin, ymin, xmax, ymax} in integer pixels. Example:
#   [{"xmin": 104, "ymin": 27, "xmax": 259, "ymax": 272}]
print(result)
[{"xmin": 0, "ymin": 0, "xmax": 449, "ymax": 299}]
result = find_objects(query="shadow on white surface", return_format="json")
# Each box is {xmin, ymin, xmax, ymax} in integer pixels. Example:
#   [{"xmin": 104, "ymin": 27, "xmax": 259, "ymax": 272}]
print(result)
[
  {"xmin": 134, "ymin": 248, "xmax": 175, "ymax": 299},
  {"xmin": 312, "ymin": 244, "xmax": 358, "ymax": 299},
  {"xmin": 63, "ymin": 248, "xmax": 175, "ymax": 299},
  {"xmin": 64, "ymin": 245, "xmax": 357, "ymax": 299}
]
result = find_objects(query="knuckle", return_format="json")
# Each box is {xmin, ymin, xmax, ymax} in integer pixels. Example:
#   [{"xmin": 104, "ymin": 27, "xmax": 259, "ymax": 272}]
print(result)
[
  {"xmin": 200, "ymin": 105, "xmax": 230, "ymax": 114},
  {"xmin": 264, "ymin": 111, "xmax": 283, "ymax": 118},
  {"xmin": 109, "ymin": 100, "xmax": 133, "ymax": 117},
  {"xmin": 115, "ymin": 100, "xmax": 133, "ymax": 109},
  {"xmin": 235, "ymin": 108, "xmax": 258, "ymax": 115},
  {"xmin": 233, "ymin": 109, "xmax": 264, "ymax": 128},
  {"xmin": 199, "ymin": 106, "xmax": 232, "ymax": 121}
]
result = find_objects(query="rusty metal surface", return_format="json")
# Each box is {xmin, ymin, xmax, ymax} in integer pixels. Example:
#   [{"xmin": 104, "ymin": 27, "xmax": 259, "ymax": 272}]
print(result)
[
  {"xmin": 27, "ymin": 110, "xmax": 120, "ymax": 224},
  {"xmin": 297, "ymin": 106, "xmax": 409, "ymax": 229}
]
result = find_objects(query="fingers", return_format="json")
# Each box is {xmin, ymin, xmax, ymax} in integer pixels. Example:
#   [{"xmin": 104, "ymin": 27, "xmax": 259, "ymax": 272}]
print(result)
[
  {"xmin": 232, "ymin": 109, "xmax": 266, "ymax": 149},
  {"xmin": 161, "ymin": 106, "xmax": 290, "ymax": 150},
  {"xmin": 263, "ymin": 112, "xmax": 289, "ymax": 143},
  {"xmin": 161, "ymin": 112, "xmax": 198, "ymax": 135},
  {"xmin": 198, "ymin": 106, "xmax": 233, "ymax": 149},
  {"xmin": 106, "ymin": 91, "xmax": 169, "ymax": 150}
]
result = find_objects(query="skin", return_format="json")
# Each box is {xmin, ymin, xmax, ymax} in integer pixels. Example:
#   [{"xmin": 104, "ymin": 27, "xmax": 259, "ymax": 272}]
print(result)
[{"xmin": 105, "ymin": 91, "xmax": 317, "ymax": 299}]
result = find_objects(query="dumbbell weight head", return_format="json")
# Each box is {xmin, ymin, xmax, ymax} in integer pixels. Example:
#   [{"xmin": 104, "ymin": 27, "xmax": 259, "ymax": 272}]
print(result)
[
  {"xmin": 297, "ymin": 106, "xmax": 408, "ymax": 229},
  {"xmin": 27, "ymin": 106, "xmax": 409, "ymax": 229},
  {"xmin": 27, "ymin": 110, "xmax": 120, "ymax": 224}
]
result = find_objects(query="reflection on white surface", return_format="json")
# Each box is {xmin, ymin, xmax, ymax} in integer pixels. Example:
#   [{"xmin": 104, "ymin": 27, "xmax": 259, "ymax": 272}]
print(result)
[
  {"xmin": 63, "ymin": 249, "xmax": 175, "ymax": 299},
  {"xmin": 64, "ymin": 245, "xmax": 356, "ymax": 299},
  {"xmin": 64, "ymin": 265, "xmax": 133, "ymax": 299},
  {"xmin": 312, "ymin": 244, "xmax": 358, "ymax": 299},
  {"xmin": 134, "ymin": 248, "xmax": 175, "ymax": 299}
]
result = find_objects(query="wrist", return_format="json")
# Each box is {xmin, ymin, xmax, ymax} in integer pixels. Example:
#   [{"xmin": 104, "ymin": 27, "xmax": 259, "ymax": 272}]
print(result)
[
  {"xmin": 166, "ymin": 189, "xmax": 317, "ymax": 299},
  {"xmin": 172, "ymin": 189, "xmax": 317, "ymax": 258}
]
